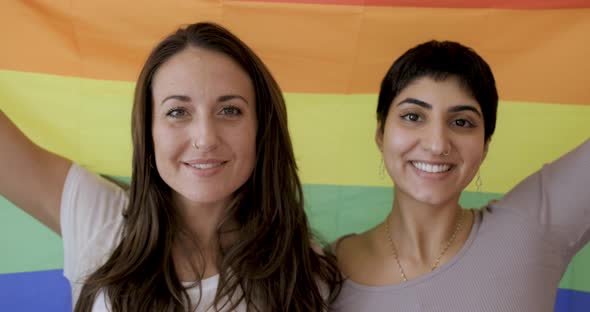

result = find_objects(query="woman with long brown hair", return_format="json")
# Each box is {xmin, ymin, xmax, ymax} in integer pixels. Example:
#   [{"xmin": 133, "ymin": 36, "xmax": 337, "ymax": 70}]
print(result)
[{"xmin": 0, "ymin": 22, "xmax": 340, "ymax": 311}]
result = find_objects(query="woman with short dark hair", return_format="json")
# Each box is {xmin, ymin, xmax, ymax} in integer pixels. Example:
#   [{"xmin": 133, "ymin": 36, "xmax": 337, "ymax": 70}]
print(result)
[{"xmin": 332, "ymin": 40, "xmax": 590, "ymax": 312}]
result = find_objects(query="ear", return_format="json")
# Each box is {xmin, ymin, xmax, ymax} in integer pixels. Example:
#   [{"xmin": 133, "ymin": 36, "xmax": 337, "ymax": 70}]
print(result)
[
  {"xmin": 375, "ymin": 122, "xmax": 384, "ymax": 153},
  {"xmin": 482, "ymin": 139, "xmax": 490, "ymax": 162}
]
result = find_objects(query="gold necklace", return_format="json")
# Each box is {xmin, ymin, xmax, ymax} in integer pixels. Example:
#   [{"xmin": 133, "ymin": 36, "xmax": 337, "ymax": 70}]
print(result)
[{"xmin": 384, "ymin": 209, "xmax": 466, "ymax": 282}]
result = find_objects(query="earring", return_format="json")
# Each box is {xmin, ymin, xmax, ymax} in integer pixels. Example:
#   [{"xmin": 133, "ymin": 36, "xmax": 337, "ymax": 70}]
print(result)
[
  {"xmin": 379, "ymin": 159, "xmax": 385, "ymax": 179},
  {"xmin": 475, "ymin": 171, "xmax": 483, "ymax": 192}
]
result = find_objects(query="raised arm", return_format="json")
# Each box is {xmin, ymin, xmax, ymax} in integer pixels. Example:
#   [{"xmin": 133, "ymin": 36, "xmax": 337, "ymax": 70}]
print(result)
[
  {"xmin": 0, "ymin": 110, "xmax": 71, "ymax": 234},
  {"xmin": 496, "ymin": 138, "xmax": 590, "ymax": 255}
]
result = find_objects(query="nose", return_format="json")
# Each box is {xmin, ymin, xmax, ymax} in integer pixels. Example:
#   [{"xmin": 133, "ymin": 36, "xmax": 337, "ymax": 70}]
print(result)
[
  {"xmin": 421, "ymin": 121, "xmax": 451, "ymax": 156},
  {"xmin": 192, "ymin": 115, "xmax": 219, "ymax": 152}
]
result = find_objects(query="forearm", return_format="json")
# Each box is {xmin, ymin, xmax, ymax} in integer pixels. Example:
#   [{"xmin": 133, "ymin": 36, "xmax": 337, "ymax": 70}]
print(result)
[{"xmin": 0, "ymin": 110, "xmax": 71, "ymax": 234}]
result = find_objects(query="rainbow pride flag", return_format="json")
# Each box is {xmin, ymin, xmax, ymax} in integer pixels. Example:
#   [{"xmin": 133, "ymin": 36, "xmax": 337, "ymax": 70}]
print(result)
[{"xmin": 1, "ymin": 1, "xmax": 589, "ymax": 310}]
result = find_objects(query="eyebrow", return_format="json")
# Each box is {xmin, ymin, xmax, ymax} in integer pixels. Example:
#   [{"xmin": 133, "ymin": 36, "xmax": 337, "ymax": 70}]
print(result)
[
  {"xmin": 161, "ymin": 95, "xmax": 190, "ymax": 105},
  {"xmin": 218, "ymin": 94, "xmax": 249, "ymax": 104},
  {"xmin": 397, "ymin": 97, "xmax": 482, "ymax": 117},
  {"xmin": 397, "ymin": 98, "xmax": 431, "ymax": 109},
  {"xmin": 448, "ymin": 105, "xmax": 482, "ymax": 117},
  {"xmin": 161, "ymin": 94, "xmax": 249, "ymax": 105}
]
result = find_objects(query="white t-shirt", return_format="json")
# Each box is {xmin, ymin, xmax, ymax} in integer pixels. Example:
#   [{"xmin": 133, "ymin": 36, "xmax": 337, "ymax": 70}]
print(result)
[
  {"xmin": 90, "ymin": 275, "xmax": 239, "ymax": 312},
  {"xmin": 60, "ymin": 164, "xmax": 247, "ymax": 311}
]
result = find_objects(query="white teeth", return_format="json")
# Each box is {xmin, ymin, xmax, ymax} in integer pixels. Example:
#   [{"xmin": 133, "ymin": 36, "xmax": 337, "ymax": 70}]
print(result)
[
  {"xmin": 189, "ymin": 163, "xmax": 223, "ymax": 169},
  {"xmin": 412, "ymin": 162, "xmax": 451, "ymax": 173}
]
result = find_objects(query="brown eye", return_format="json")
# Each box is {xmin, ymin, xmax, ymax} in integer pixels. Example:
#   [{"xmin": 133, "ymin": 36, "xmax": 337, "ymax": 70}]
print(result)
[
  {"xmin": 452, "ymin": 119, "xmax": 475, "ymax": 128},
  {"xmin": 402, "ymin": 113, "xmax": 421, "ymax": 122}
]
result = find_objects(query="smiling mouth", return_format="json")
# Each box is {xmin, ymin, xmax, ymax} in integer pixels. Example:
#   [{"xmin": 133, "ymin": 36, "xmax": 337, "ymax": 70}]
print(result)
[
  {"xmin": 186, "ymin": 161, "xmax": 227, "ymax": 170},
  {"xmin": 411, "ymin": 161, "xmax": 453, "ymax": 173}
]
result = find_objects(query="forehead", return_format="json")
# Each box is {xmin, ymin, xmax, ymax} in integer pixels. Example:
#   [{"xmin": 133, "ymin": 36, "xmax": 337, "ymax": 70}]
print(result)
[
  {"xmin": 395, "ymin": 76, "xmax": 478, "ymax": 109},
  {"xmin": 151, "ymin": 47, "xmax": 254, "ymax": 100}
]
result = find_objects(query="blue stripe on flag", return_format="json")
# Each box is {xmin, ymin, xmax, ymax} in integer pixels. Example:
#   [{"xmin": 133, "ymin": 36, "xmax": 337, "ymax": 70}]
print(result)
[
  {"xmin": 0, "ymin": 269, "xmax": 71, "ymax": 312},
  {"xmin": 0, "ymin": 270, "xmax": 589, "ymax": 311}
]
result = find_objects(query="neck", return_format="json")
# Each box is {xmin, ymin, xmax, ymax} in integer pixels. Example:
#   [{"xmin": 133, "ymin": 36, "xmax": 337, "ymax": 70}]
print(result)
[
  {"xmin": 172, "ymin": 194, "xmax": 238, "ymax": 281},
  {"xmin": 174, "ymin": 193, "xmax": 240, "ymax": 244},
  {"xmin": 388, "ymin": 189, "xmax": 464, "ymax": 264}
]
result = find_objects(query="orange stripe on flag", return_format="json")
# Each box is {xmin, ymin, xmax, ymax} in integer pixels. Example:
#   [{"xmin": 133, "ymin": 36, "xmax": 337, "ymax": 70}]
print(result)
[
  {"xmin": 0, "ymin": 1, "xmax": 589, "ymax": 105},
  {"xmin": 241, "ymin": 0, "xmax": 590, "ymax": 9}
]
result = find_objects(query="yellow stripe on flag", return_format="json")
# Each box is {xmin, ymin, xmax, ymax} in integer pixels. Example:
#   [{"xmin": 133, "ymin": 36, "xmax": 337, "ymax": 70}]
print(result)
[{"xmin": 1, "ymin": 70, "xmax": 588, "ymax": 193}]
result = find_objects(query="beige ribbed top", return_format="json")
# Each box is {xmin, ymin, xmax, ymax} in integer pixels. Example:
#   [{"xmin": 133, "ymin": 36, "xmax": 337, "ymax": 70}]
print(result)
[{"xmin": 331, "ymin": 139, "xmax": 590, "ymax": 312}]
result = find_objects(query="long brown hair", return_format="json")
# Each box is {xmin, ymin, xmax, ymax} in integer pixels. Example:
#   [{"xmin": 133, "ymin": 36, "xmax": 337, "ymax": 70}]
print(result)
[{"xmin": 74, "ymin": 22, "xmax": 341, "ymax": 311}]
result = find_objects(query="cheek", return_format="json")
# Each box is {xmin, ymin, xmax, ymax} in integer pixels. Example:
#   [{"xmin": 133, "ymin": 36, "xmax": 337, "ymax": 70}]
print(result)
[
  {"xmin": 152, "ymin": 123, "xmax": 180, "ymax": 162},
  {"xmin": 237, "ymin": 127, "xmax": 257, "ymax": 165},
  {"xmin": 382, "ymin": 124, "xmax": 414, "ymax": 156},
  {"xmin": 462, "ymin": 136, "xmax": 487, "ymax": 162},
  {"xmin": 225, "ymin": 118, "xmax": 257, "ymax": 165}
]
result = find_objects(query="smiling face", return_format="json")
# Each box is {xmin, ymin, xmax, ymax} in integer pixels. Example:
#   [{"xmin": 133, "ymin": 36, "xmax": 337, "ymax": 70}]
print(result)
[
  {"xmin": 376, "ymin": 76, "xmax": 488, "ymax": 206},
  {"xmin": 151, "ymin": 47, "xmax": 257, "ymax": 210}
]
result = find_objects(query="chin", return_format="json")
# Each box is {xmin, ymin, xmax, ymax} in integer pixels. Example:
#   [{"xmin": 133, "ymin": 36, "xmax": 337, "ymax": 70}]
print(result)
[
  {"xmin": 403, "ymin": 188, "xmax": 458, "ymax": 207},
  {"xmin": 174, "ymin": 188, "xmax": 234, "ymax": 206}
]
